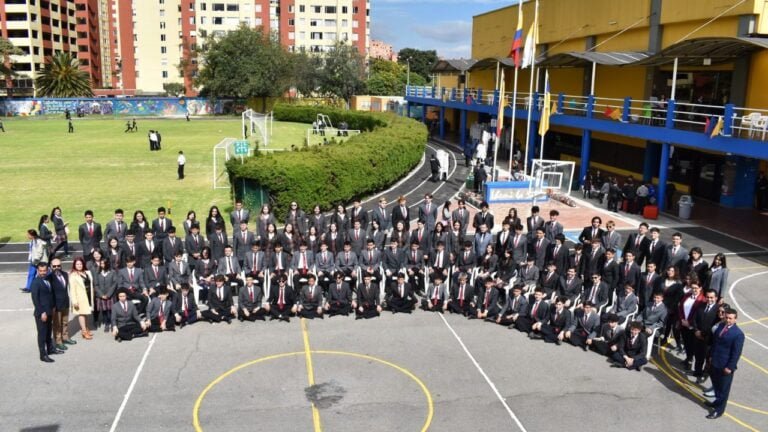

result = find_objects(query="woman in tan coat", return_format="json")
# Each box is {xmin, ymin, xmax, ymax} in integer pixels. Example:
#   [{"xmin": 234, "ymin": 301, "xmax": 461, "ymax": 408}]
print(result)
[{"xmin": 70, "ymin": 257, "xmax": 94, "ymax": 340}]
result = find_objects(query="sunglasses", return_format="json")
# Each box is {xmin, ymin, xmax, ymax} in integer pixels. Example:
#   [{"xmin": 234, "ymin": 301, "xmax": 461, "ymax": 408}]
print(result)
[{"xmin": 51, "ymin": 265, "xmax": 62, "ymax": 269}]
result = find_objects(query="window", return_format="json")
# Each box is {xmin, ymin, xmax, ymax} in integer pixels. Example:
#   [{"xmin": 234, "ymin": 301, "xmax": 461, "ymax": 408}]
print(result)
[
  {"xmin": 213, "ymin": 17, "xmax": 222, "ymax": 25},
  {"xmin": 160, "ymin": 21, "xmax": 166, "ymax": 29},
  {"xmin": 201, "ymin": 3, "xmax": 206, "ymax": 11},
  {"xmin": 299, "ymin": 5, "xmax": 305, "ymax": 12},
  {"xmin": 298, "ymin": 31, "xmax": 305, "ymax": 40},
  {"xmin": 325, "ymin": 6, "xmax": 336, "ymax": 13},
  {"xmin": 212, "ymin": 3, "xmax": 224, "ymax": 11},
  {"xmin": 353, "ymin": 7, "xmax": 358, "ymax": 13},
  {"xmin": 352, "ymin": 20, "xmax": 358, "ymax": 28},
  {"xmin": 52, "ymin": 19, "xmax": 59, "ymax": 27},
  {"xmin": 161, "ymin": 34, "xmax": 166, "ymax": 41},
  {"xmin": 241, "ymin": 17, "xmax": 251, "ymax": 26},
  {"xmin": 342, "ymin": 6, "xmax": 348, "ymax": 13},
  {"xmin": 162, "ymin": 70, "xmax": 168, "ymax": 78},
  {"xmin": 33, "ymin": 46, "xmax": 39, "ymax": 55},
  {"xmin": 200, "ymin": 16, "xmax": 206, "ymax": 24},
  {"xmin": 312, "ymin": 6, "xmax": 321, "ymax": 13},
  {"xmin": 225, "ymin": 17, "xmax": 238, "ymax": 26},
  {"xmin": 226, "ymin": 3, "xmax": 238, "ymax": 11},
  {"xmin": 310, "ymin": 20, "xmax": 318, "ymax": 26},
  {"xmin": 288, "ymin": 19, "xmax": 294, "ymax": 26},
  {"xmin": 189, "ymin": 16, "xmax": 195, "ymax": 24},
  {"xmin": 159, "ymin": 9, "xmax": 165, "ymax": 16},
  {"xmin": 310, "ymin": 32, "xmax": 322, "ymax": 40},
  {"xmin": 159, "ymin": 0, "xmax": 164, "ymax": 4},
  {"xmin": 254, "ymin": 18, "xmax": 261, "ymax": 25},
  {"xmin": 288, "ymin": 5, "xmax": 294, "ymax": 13},
  {"xmin": 255, "ymin": 4, "xmax": 261, "ymax": 12},
  {"xmin": 351, "ymin": 33, "xmax": 358, "ymax": 41},
  {"xmin": 324, "ymin": 32, "xmax": 336, "ymax": 41},
  {"xmin": 288, "ymin": 32, "xmax": 294, "ymax": 40},
  {"xmin": 342, "ymin": 19, "xmax": 348, "ymax": 26},
  {"xmin": 161, "ymin": 46, "xmax": 167, "ymax": 54},
  {"xmin": 324, "ymin": 19, "xmax": 335, "ymax": 27}
]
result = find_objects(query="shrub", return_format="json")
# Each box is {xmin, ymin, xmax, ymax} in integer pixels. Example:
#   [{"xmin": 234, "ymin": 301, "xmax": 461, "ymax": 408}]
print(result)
[{"xmin": 228, "ymin": 104, "xmax": 426, "ymax": 215}]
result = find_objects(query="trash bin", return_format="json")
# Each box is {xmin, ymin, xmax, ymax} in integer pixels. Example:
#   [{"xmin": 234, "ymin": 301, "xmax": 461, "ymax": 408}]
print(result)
[
  {"xmin": 466, "ymin": 174, "xmax": 474, "ymax": 189},
  {"xmin": 678, "ymin": 195, "xmax": 694, "ymax": 219}
]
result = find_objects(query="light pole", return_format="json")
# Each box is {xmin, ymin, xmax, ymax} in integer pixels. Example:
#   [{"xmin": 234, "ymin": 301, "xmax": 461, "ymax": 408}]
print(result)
[{"xmin": 406, "ymin": 57, "xmax": 411, "ymax": 87}]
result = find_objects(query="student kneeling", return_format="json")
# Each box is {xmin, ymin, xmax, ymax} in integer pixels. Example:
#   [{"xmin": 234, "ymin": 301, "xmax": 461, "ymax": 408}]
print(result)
[
  {"xmin": 325, "ymin": 272, "xmax": 354, "ymax": 317},
  {"xmin": 111, "ymin": 288, "xmax": 149, "ymax": 341},
  {"xmin": 202, "ymin": 275, "xmax": 237, "ymax": 324},
  {"xmin": 267, "ymin": 275, "xmax": 296, "ymax": 322},
  {"xmin": 389, "ymin": 273, "xmax": 417, "ymax": 314},
  {"xmin": 297, "ymin": 274, "xmax": 324, "ymax": 319},
  {"xmin": 355, "ymin": 272, "xmax": 381, "ymax": 319},
  {"xmin": 421, "ymin": 274, "xmax": 448, "ymax": 312},
  {"xmin": 610, "ymin": 321, "xmax": 648, "ymax": 371},
  {"xmin": 147, "ymin": 286, "xmax": 176, "ymax": 332},
  {"xmin": 238, "ymin": 275, "xmax": 267, "ymax": 321},
  {"xmin": 174, "ymin": 283, "xmax": 201, "ymax": 327}
]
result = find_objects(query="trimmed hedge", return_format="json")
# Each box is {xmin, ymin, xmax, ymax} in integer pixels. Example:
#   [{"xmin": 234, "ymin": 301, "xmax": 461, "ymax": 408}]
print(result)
[{"xmin": 227, "ymin": 104, "xmax": 427, "ymax": 215}]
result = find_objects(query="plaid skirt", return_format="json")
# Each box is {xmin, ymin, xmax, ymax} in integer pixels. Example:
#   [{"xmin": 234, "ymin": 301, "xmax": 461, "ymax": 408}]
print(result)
[{"xmin": 95, "ymin": 296, "xmax": 114, "ymax": 312}]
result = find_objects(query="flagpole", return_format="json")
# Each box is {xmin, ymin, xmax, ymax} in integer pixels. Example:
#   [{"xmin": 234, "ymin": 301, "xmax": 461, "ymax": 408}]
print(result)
[
  {"xmin": 539, "ymin": 69, "xmax": 549, "ymax": 163},
  {"xmin": 523, "ymin": 0, "xmax": 539, "ymax": 177},
  {"xmin": 508, "ymin": 0, "xmax": 523, "ymax": 176},
  {"xmin": 492, "ymin": 68, "xmax": 504, "ymax": 182}
]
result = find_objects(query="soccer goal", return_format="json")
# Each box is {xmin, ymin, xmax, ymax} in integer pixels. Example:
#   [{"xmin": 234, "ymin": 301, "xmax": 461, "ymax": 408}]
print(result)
[
  {"xmin": 242, "ymin": 109, "xmax": 273, "ymax": 146},
  {"xmin": 529, "ymin": 159, "xmax": 576, "ymax": 197},
  {"xmin": 212, "ymin": 137, "xmax": 238, "ymax": 190},
  {"xmin": 305, "ymin": 112, "xmax": 361, "ymax": 145}
]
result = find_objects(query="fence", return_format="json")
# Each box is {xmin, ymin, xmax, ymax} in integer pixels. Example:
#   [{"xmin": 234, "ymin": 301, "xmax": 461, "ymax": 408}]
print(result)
[{"xmin": 0, "ymin": 97, "xmax": 245, "ymax": 117}]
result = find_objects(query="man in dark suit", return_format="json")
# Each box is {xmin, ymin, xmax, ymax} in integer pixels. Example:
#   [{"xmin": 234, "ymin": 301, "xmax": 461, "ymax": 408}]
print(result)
[
  {"xmin": 618, "ymin": 251, "xmax": 641, "ymax": 293},
  {"xmin": 623, "ymin": 222, "xmax": 650, "ymax": 266},
  {"xmin": 410, "ymin": 220, "xmax": 431, "ymax": 253},
  {"xmin": 137, "ymin": 231, "xmax": 159, "ymax": 269},
  {"xmin": 495, "ymin": 220, "xmax": 513, "ymax": 258},
  {"xmin": 285, "ymin": 202, "xmax": 309, "ymax": 236},
  {"xmin": 525, "ymin": 206, "xmax": 544, "ymax": 241},
  {"xmin": 419, "ymin": 194, "xmax": 439, "ymax": 233},
  {"xmin": 421, "ymin": 274, "xmax": 448, "ymax": 312},
  {"xmin": 291, "ymin": 242, "xmax": 316, "ymax": 294},
  {"xmin": 566, "ymin": 301, "xmax": 600, "ymax": 350},
  {"xmin": 244, "ymin": 241, "xmax": 266, "ymax": 287},
  {"xmin": 583, "ymin": 238, "xmax": 605, "ymax": 279},
  {"xmin": 496, "ymin": 283, "xmax": 528, "ymax": 326},
  {"xmin": 472, "ymin": 201, "xmax": 494, "ymax": 232},
  {"xmin": 238, "ymin": 275, "xmax": 266, "ymax": 321},
  {"xmin": 372, "ymin": 197, "xmax": 392, "ymax": 233},
  {"xmin": 600, "ymin": 248, "xmax": 621, "ymax": 303},
  {"xmin": 577, "ymin": 216, "xmax": 604, "ymax": 246},
  {"xmin": 315, "ymin": 242, "xmax": 337, "ymax": 292},
  {"xmin": 151, "ymin": 207, "xmax": 173, "ymax": 246},
  {"xmin": 232, "ymin": 221, "xmax": 255, "ymax": 267},
  {"xmin": 267, "ymin": 275, "xmax": 296, "ymax": 322},
  {"xmin": 202, "ymin": 275, "xmax": 237, "ymax": 324},
  {"xmin": 229, "ymin": 200, "xmax": 250, "ymax": 234},
  {"xmin": 580, "ymin": 274, "xmax": 609, "ymax": 311},
  {"xmin": 663, "ymin": 232, "xmax": 688, "ymax": 276},
  {"xmin": 348, "ymin": 220, "xmax": 367, "ymax": 256},
  {"xmin": 147, "ymin": 286, "xmax": 175, "ymax": 332},
  {"xmin": 159, "ymin": 225, "xmax": 183, "ymax": 263},
  {"xmin": 528, "ymin": 228, "xmax": 550, "ymax": 270},
  {"xmin": 167, "ymin": 251, "xmax": 191, "ymax": 290},
  {"xmin": 78, "ymin": 210, "xmax": 103, "ymax": 260},
  {"xmin": 447, "ymin": 272, "xmax": 474, "ymax": 316},
  {"xmin": 174, "ymin": 283, "xmax": 200, "ymax": 326},
  {"xmin": 335, "ymin": 242, "xmax": 359, "ymax": 287},
  {"xmin": 546, "ymin": 234, "xmax": 569, "ymax": 274},
  {"xmin": 515, "ymin": 288, "xmax": 549, "ymax": 334},
  {"xmin": 355, "ymin": 272, "xmax": 381, "ymax": 319},
  {"xmin": 117, "ymin": 256, "xmax": 148, "ymax": 313},
  {"xmin": 325, "ymin": 272, "xmax": 354, "ymax": 317},
  {"xmin": 539, "ymin": 261, "xmax": 559, "ymax": 300},
  {"xmin": 104, "ymin": 209, "xmax": 128, "ymax": 242},
  {"xmin": 544, "ymin": 210, "xmax": 564, "ymax": 243},
  {"xmin": 691, "ymin": 289, "xmax": 720, "ymax": 382},
  {"xmin": 645, "ymin": 228, "xmax": 666, "ymax": 272},
  {"xmin": 510, "ymin": 224, "xmax": 527, "ymax": 267},
  {"xmin": 389, "ymin": 273, "xmax": 417, "ymax": 314},
  {"xmin": 519, "ymin": 255, "xmax": 539, "ymax": 292},
  {"xmin": 451, "ymin": 199, "xmax": 470, "ymax": 235},
  {"xmin": 557, "ymin": 267, "xmax": 583, "ymax": 306},
  {"xmin": 611, "ymin": 321, "xmax": 648, "ymax": 371},
  {"xmin": 403, "ymin": 241, "xmax": 425, "ymax": 294},
  {"xmin": 111, "ymin": 288, "xmax": 150, "ymax": 341},
  {"xmin": 454, "ymin": 242, "xmax": 476, "ymax": 286},
  {"xmin": 48, "ymin": 258, "xmax": 74, "ymax": 350},
  {"xmin": 350, "ymin": 198, "xmax": 368, "ymax": 231},
  {"xmin": 297, "ymin": 275, "xmax": 324, "ymax": 319},
  {"xmin": 143, "ymin": 255, "xmax": 167, "ymax": 294},
  {"xmin": 705, "ymin": 308, "xmax": 744, "ymax": 419},
  {"xmin": 638, "ymin": 262, "xmax": 661, "ymax": 311},
  {"xmin": 391, "ymin": 196, "xmax": 411, "ymax": 231},
  {"xmin": 636, "ymin": 292, "xmax": 667, "ymax": 336},
  {"xmin": 209, "ymin": 224, "xmax": 228, "ymax": 261},
  {"xmin": 31, "ymin": 263, "xmax": 60, "ymax": 362},
  {"xmin": 539, "ymin": 296, "xmax": 573, "ymax": 344},
  {"xmin": 590, "ymin": 313, "xmax": 622, "ymax": 356},
  {"xmin": 570, "ymin": 244, "xmax": 586, "ymax": 280},
  {"xmin": 474, "ymin": 278, "xmax": 500, "ymax": 320}
]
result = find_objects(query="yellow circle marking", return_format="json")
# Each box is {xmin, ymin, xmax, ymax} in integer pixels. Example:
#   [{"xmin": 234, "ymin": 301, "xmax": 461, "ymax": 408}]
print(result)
[{"xmin": 193, "ymin": 350, "xmax": 434, "ymax": 432}]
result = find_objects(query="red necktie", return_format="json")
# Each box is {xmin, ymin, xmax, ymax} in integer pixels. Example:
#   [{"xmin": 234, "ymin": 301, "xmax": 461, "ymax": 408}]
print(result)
[
  {"xmin": 484, "ymin": 289, "xmax": 490, "ymax": 308},
  {"xmin": 635, "ymin": 236, "xmax": 641, "ymax": 248},
  {"xmin": 302, "ymin": 253, "xmax": 307, "ymax": 271},
  {"xmin": 459, "ymin": 285, "xmax": 465, "ymax": 307},
  {"xmin": 413, "ymin": 251, "xmax": 417, "ymax": 262},
  {"xmin": 355, "ymin": 230, "xmax": 359, "ymax": 240},
  {"xmin": 183, "ymin": 297, "xmax": 189, "ymax": 317},
  {"xmin": 345, "ymin": 252, "xmax": 350, "ymax": 264},
  {"xmin": 278, "ymin": 288, "xmax": 284, "ymax": 308},
  {"xmin": 129, "ymin": 269, "xmax": 134, "ymax": 282},
  {"xmin": 531, "ymin": 302, "xmax": 539, "ymax": 317},
  {"xmin": 250, "ymin": 287, "xmax": 254, "ymax": 302},
  {"xmin": 368, "ymin": 251, "xmax": 373, "ymax": 263},
  {"xmin": 720, "ymin": 325, "xmax": 729, "ymax": 337},
  {"xmin": 154, "ymin": 267, "xmax": 158, "ymax": 278},
  {"xmin": 418, "ymin": 230, "xmax": 423, "ymax": 242},
  {"xmin": 89, "ymin": 224, "xmax": 93, "ymax": 236},
  {"xmin": 159, "ymin": 302, "xmax": 165, "ymax": 324},
  {"xmin": 625, "ymin": 265, "xmax": 630, "ymax": 275}
]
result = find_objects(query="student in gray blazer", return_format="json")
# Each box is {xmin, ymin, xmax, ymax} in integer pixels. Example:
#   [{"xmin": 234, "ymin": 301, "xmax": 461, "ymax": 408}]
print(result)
[
  {"xmin": 238, "ymin": 276, "xmax": 266, "ymax": 321},
  {"xmin": 229, "ymin": 201, "xmax": 250, "ymax": 233},
  {"xmin": 636, "ymin": 291, "xmax": 668, "ymax": 335},
  {"xmin": 496, "ymin": 283, "xmax": 528, "ymax": 327},
  {"xmin": 421, "ymin": 274, "xmax": 448, "ymax": 312},
  {"xmin": 567, "ymin": 301, "xmax": 601, "ymax": 349},
  {"xmin": 111, "ymin": 288, "xmax": 149, "ymax": 341}
]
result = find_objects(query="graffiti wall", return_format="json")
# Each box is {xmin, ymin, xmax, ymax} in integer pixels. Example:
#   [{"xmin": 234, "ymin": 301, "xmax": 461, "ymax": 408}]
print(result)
[{"xmin": 0, "ymin": 97, "xmax": 243, "ymax": 117}]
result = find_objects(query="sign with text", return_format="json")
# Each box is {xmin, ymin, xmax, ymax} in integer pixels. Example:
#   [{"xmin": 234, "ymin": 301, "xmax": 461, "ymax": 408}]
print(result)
[
  {"xmin": 234, "ymin": 140, "xmax": 250, "ymax": 156},
  {"xmin": 485, "ymin": 181, "xmax": 548, "ymax": 203}
]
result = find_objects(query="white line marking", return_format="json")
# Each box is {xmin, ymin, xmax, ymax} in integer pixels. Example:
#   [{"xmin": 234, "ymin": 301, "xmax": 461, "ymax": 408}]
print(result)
[
  {"xmin": 109, "ymin": 334, "xmax": 158, "ymax": 432},
  {"xmin": 0, "ymin": 308, "xmax": 33, "ymax": 312},
  {"xmin": 728, "ymin": 271, "xmax": 768, "ymax": 350},
  {"xmin": 437, "ymin": 313, "xmax": 528, "ymax": 432}
]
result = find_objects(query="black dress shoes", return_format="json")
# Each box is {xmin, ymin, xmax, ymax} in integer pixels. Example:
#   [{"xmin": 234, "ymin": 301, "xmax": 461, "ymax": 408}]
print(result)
[
  {"xmin": 706, "ymin": 411, "xmax": 722, "ymax": 420},
  {"xmin": 40, "ymin": 356, "xmax": 54, "ymax": 363}
]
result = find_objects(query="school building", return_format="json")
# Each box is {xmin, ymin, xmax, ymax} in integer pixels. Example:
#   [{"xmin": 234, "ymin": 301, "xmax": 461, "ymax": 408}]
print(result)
[{"xmin": 404, "ymin": 0, "xmax": 768, "ymax": 211}]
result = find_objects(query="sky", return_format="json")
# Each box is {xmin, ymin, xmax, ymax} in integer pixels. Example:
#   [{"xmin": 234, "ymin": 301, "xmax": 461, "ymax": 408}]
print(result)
[{"xmin": 370, "ymin": 0, "xmax": 515, "ymax": 59}]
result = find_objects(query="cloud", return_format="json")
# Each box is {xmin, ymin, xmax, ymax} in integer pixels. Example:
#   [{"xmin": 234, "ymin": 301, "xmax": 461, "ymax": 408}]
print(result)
[
  {"xmin": 436, "ymin": 44, "xmax": 472, "ymax": 59},
  {"xmin": 412, "ymin": 20, "xmax": 472, "ymax": 44}
]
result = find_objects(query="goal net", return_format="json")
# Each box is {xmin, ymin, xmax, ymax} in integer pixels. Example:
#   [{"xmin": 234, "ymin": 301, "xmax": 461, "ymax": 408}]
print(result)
[
  {"xmin": 212, "ymin": 137, "xmax": 237, "ymax": 190},
  {"xmin": 242, "ymin": 109, "xmax": 273, "ymax": 147}
]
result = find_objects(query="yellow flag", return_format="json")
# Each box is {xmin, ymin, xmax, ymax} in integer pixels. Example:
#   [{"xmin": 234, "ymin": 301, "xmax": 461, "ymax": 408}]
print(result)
[{"xmin": 538, "ymin": 70, "xmax": 551, "ymax": 136}]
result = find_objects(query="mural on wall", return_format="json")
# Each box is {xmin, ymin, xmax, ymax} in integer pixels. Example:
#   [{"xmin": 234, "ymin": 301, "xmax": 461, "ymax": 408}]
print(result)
[{"xmin": 0, "ymin": 97, "xmax": 233, "ymax": 117}]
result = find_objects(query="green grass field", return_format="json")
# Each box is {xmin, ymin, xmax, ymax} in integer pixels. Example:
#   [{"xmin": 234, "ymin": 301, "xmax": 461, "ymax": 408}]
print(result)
[{"xmin": 0, "ymin": 116, "xmax": 310, "ymax": 242}]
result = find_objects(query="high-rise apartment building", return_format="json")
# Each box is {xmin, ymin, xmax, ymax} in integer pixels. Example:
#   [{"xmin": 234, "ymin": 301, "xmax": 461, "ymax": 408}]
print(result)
[{"xmin": 0, "ymin": 0, "xmax": 370, "ymax": 96}]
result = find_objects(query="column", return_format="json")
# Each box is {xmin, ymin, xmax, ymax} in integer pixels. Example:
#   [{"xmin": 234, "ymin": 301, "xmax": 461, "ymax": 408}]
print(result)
[
  {"xmin": 460, "ymin": 109, "xmax": 467, "ymax": 150},
  {"xmin": 643, "ymin": 142, "xmax": 660, "ymax": 183},
  {"xmin": 439, "ymin": 107, "xmax": 445, "ymax": 139},
  {"xmin": 579, "ymin": 95, "xmax": 595, "ymax": 186},
  {"xmin": 406, "ymin": 102, "xmax": 411, "ymax": 118},
  {"xmin": 657, "ymin": 143, "xmax": 670, "ymax": 212}
]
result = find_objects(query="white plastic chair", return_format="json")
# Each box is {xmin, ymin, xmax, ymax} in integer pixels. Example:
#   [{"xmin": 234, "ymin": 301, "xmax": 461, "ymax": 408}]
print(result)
[
  {"xmin": 754, "ymin": 116, "xmax": 768, "ymax": 140},
  {"xmin": 645, "ymin": 328, "xmax": 658, "ymax": 359},
  {"xmin": 741, "ymin": 112, "xmax": 761, "ymax": 138}
]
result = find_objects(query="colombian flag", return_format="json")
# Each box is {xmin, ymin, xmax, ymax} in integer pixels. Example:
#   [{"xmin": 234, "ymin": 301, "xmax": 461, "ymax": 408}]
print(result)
[{"xmin": 509, "ymin": 7, "xmax": 524, "ymax": 67}]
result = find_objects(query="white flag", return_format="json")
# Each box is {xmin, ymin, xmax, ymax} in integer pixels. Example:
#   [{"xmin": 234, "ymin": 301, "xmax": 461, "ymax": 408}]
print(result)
[{"xmin": 522, "ymin": 23, "xmax": 537, "ymax": 69}]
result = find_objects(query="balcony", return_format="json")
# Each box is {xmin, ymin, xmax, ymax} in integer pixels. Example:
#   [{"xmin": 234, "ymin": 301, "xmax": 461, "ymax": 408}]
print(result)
[{"xmin": 405, "ymin": 85, "xmax": 768, "ymax": 161}]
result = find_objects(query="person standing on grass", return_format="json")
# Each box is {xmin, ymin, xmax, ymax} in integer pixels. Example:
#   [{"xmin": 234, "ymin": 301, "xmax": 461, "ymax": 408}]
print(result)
[
  {"xmin": 177, "ymin": 151, "xmax": 186, "ymax": 180},
  {"xmin": 185, "ymin": 112, "xmax": 190, "ymax": 122},
  {"xmin": 0, "ymin": 119, "xmax": 5, "ymax": 132},
  {"xmin": 68, "ymin": 119, "xmax": 74, "ymax": 133}
]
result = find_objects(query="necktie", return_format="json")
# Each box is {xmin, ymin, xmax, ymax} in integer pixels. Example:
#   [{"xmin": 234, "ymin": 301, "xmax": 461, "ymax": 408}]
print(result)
[
  {"xmin": 218, "ymin": 288, "xmax": 223, "ymax": 301},
  {"xmin": 368, "ymin": 251, "xmax": 373, "ymax": 264},
  {"xmin": 514, "ymin": 235, "xmax": 519, "ymax": 247},
  {"xmin": 219, "ymin": 233, "xmax": 223, "ymax": 244},
  {"xmin": 673, "ymin": 246, "xmax": 678, "ymax": 255},
  {"xmin": 502, "ymin": 232, "xmax": 507, "ymax": 245},
  {"xmin": 418, "ymin": 230, "xmax": 422, "ymax": 241},
  {"xmin": 277, "ymin": 255, "xmax": 282, "ymax": 270},
  {"xmin": 635, "ymin": 235, "xmax": 641, "ymax": 248},
  {"xmin": 278, "ymin": 288, "xmax": 284, "ymax": 308},
  {"xmin": 436, "ymin": 252, "xmax": 442, "ymax": 268},
  {"xmin": 433, "ymin": 284, "xmax": 439, "ymax": 304},
  {"xmin": 484, "ymin": 289, "xmax": 490, "ymax": 308},
  {"xmin": 249, "ymin": 287, "xmax": 254, "ymax": 302},
  {"xmin": 459, "ymin": 285, "xmax": 465, "ymax": 307},
  {"xmin": 582, "ymin": 313, "xmax": 588, "ymax": 327},
  {"xmin": 238, "ymin": 210, "xmax": 242, "ymax": 221},
  {"xmin": 651, "ymin": 241, "xmax": 656, "ymax": 252},
  {"xmin": 159, "ymin": 301, "xmax": 165, "ymax": 324},
  {"xmin": 346, "ymin": 252, "xmax": 350, "ymax": 264},
  {"xmin": 129, "ymin": 269, "xmax": 134, "ymax": 282},
  {"xmin": 183, "ymin": 297, "xmax": 189, "ymax": 316},
  {"xmin": 355, "ymin": 230, "xmax": 359, "ymax": 240},
  {"xmin": 625, "ymin": 264, "xmax": 630, "ymax": 275},
  {"xmin": 720, "ymin": 325, "xmax": 730, "ymax": 337},
  {"xmin": 647, "ymin": 274, "xmax": 652, "ymax": 285},
  {"xmin": 117, "ymin": 223, "xmax": 121, "ymax": 234},
  {"xmin": 194, "ymin": 235, "xmax": 199, "ymax": 246},
  {"xmin": 705, "ymin": 304, "xmax": 711, "ymax": 314},
  {"xmin": 464, "ymin": 251, "xmax": 469, "ymax": 262},
  {"xmin": 590, "ymin": 285, "xmax": 597, "ymax": 302},
  {"xmin": 252, "ymin": 254, "xmax": 257, "ymax": 271},
  {"xmin": 148, "ymin": 241, "xmax": 153, "ymax": 253},
  {"xmin": 153, "ymin": 266, "xmax": 158, "ymax": 278},
  {"xmin": 122, "ymin": 302, "xmax": 127, "ymax": 312},
  {"xmin": 631, "ymin": 336, "xmax": 637, "ymax": 346},
  {"xmin": 302, "ymin": 252, "xmax": 307, "ymax": 271},
  {"xmin": 242, "ymin": 231, "xmax": 246, "ymax": 242},
  {"xmin": 554, "ymin": 245, "xmax": 560, "ymax": 256},
  {"xmin": 459, "ymin": 209, "xmax": 463, "ymax": 220},
  {"xmin": 512, "ymin": 297, "xmax": 517, "ymax": 311},
  {"xmin": 537, "ymin": 239, "xmax": 542, "ymax": 251},
  {"xmin": 227, "ymin": 257, "xmax": 232, "ymax": 274},
  {"xmin": 652, "ymin": 304, "xmax": 656, "ymax": 312},
  {"xmin": 412, "ymin": 251, "xmax": 417, "ymax": 262},
  {"xmin": 399, "ymin": 285, "xmax": 404, "ymax": 298},
  {"xmin": 89, "ymin": 224, "xmax": 93, "ymax": 236},
  {"xmin": 531, "ymin": 301, "xmax": 539, "ymax": 317},
  {"xmin": 592, "ymin": 228, "xmax": 596, "ymax": 238},
  {"xmin": 382, "ymin": 209, "xmax": 386, "ymax": 219},
  {"xmin": 322, "ymin": 252, "xmax": 327, "ymax": 264}
]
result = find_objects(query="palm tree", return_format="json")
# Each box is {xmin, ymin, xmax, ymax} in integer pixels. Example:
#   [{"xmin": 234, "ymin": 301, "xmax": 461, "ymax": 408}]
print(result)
[{"xmin": 35, "ymin": 52, "xmax": 93, "ymax": 97}]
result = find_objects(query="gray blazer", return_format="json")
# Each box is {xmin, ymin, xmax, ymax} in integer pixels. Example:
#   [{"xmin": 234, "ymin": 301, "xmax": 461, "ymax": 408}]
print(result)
[
  {"xmin": 314, "ymin": 250, "xmax": 336, "ymax": 275},
  {"xmin": 94, "ymin": 270, "xmax": 117, "ymax": 299},
  {"xmin": 706, "ymin": 267, "xmax": 729, "ymax": 298},
  {"xmin": 614, "ymin": 292, "xmax": 638, "ymax": 319},
  {"xmin": 118, "ymin": 267, "xmax": 147, "ymax": 292},
  {"xmin": 168, "ymin": 260, "xmax": 191, "ymax": 286},
  {"xmin": 601, "ymin": 230, "xmax": 622, "ymax": 251},
  {"xmin": 424, "ymin": 282, "xmax": 448, "ymax": 304},
  {"xmin": 299, "ymin": 285, "xmax": 324, "ymax": 308},
  {"xmin": 239, "ymin": 284, "xmax": 264, "ymax": 311},
  {"xmin": 637, "ymin": 302, "xmax": 667, "ymax": 332},
  {"xmin": 146, "ymin": 297, "xmax": 174, "ymax": 321},
  {"xmin": 500, "ymin": 293, "xmax": 528, "ymax": 317},
  {"xmin": 217, "ymin": 256, "xmax": 242, "ymax": 276},
  {"xmin": 569, "ymin": 308, "xmax": 600, "ymax": 338},
  {"xmin": 111, "ymin": 300, "xmax": 142, "ymax": 328},
  {"xmin": 243, "ymin": 251, "xmax": 266, "ymax": 275}
]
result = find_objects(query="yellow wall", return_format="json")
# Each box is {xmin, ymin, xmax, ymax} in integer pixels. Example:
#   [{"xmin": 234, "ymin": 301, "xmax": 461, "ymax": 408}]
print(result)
[
  {"xmin": 594, "ymin": 28, "xmax": 648, "ymax": 52},
  {"xmin": 550, "ymin": 68, "xmax": 584, "ymax": 96},
  {"xmin": 660, "ymin": 0, "xmax": 754, "ymax": 25},
  {"xmin": 661, "ymin": 18, "xmax": 740, "ymax": 46},
  {"xmin": 594, "ymin": 66, "xmax": 646, "ymax": 100},
  {"xmin": 746, "ymin": 50, "xmax": 768, "ymax": 109}
]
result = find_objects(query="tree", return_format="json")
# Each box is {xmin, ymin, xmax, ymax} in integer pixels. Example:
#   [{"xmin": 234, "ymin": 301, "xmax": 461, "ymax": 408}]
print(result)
[
  {"xmin": 163, "ymin": 82, "xmax": 185, "ymax": 96},
  {"xmin": 35, "ymin": 52, "xmax": 93, "ymax": 97},
  {"xmin": 397, "ymin": 48, "xmax": 438, "ymax": 83},
  {"xmin": 196, "ymin": 25, "xmax": 293, "ymax": 107},
  {"xmin": 317, "ymin": 42, "xmax": 366, "ymax": 106},
  {"xmin": 0, "ymin": 37, "xmax": 22, "ymax": 79},
  {"xmin": 291, "ymin": 51, "xmax": 322, "ymax": 97}
]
